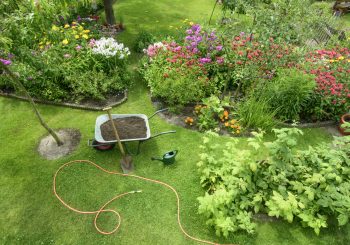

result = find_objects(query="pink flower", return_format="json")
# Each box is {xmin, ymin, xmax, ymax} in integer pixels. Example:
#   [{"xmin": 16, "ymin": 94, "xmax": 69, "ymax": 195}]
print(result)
[
  {"xmin": 75, "ymin": 45, "xmax": 82, "ymax": 51},
  {"xmin": 0, "ymin": 58, "xmax": 11, "ymax": 65}
]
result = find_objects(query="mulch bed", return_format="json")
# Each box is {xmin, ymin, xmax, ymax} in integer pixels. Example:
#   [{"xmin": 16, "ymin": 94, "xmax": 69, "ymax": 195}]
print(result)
[{"xmin": 100, "ymin": 116, "xmax": 147, "ymax": 141}]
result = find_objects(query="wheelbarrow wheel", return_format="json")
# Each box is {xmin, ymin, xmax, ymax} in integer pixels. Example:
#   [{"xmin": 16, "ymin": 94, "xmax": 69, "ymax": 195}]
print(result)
[{"xmin": 92, "ymin": 140, "xmax": 115, "ymax": 151}]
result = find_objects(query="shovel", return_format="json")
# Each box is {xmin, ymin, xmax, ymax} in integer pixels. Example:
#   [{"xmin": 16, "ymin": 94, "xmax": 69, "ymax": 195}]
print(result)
[{"xmin": 103, "ymin": 107, "xmax": 134, "ymax": 173}]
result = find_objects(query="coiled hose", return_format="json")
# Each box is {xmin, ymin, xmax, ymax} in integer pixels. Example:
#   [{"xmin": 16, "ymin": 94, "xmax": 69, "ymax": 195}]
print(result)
[{"xmin": 53, "ymin": 160, "xmax": 237, "ymax": 245}]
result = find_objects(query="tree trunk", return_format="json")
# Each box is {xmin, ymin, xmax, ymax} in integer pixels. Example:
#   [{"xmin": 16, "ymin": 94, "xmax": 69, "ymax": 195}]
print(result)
[
  {"xmin": 0, "ymin": 63, "xmax": 64, "ymax": 146},
  {"xmin": 103, "ymin": 0, "xmax": 116, "ymax": 25}
]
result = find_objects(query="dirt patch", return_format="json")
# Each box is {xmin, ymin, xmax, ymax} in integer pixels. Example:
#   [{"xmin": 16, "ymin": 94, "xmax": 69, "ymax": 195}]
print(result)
[
  {"xmin": 38, "ymin": 129, "xmax": 81, "ymax": 160},
  {"xmin": 100, "ymin": 117, "xmax": 147, "ymax": 141}
]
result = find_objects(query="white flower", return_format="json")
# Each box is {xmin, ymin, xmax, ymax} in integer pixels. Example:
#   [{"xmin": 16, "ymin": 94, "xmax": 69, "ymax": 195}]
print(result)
[{"xmin": 91, "ymin": 37, "xmax": 130, "ymax": 58}]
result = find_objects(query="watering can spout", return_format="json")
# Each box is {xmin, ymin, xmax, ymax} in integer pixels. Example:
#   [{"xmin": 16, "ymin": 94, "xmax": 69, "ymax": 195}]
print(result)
[
  {"xmin": 151, "ymin": 150, "xmax": 178, "ymax": 165},
  {"xmin": 151, "ymin": 157, "xmax": 163, "ymax": 162}
]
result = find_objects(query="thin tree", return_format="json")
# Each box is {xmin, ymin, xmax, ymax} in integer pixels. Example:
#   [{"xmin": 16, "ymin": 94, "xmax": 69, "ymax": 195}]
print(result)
[
  {"xmin": 0, "ymin": 63, "xmax": 64, "ymax": 146},
  {"xmin": 103, "ymin": 0, "xmax": 116, "ymax": 25}
]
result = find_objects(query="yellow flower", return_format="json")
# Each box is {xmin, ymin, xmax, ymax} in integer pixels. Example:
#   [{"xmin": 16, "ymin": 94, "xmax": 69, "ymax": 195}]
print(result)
[
  {"xmin": 71, "ymin": 26, "xmax": 76, "ymax": 29},
  {"xmin": 83, "ymin": 29, "xmax": 90, "ymax": 33},
  {"xmin": 39, "ymin": 41, "xmax": 43, "ymax": 45},
  {"xmin": 62, "ymin": 39, "xmax": 69, "ymax": 45},
  {"xmin": 337, "ymin": 56, "xmax": 344, "ymax": 60},
  {"xmin": 39, "ymin": 45, "xmax": 44, "ymax": 49},
  {"xmin": 82, "ymin": 34, "xmax": 89, "ymax": 39},
  {"xmin": 329, "ymin": 59, "xmax": 335, "ymax": 63},
  {"xmin": 64, "ymin": 24, "xmax": 70, "ymax": 28},
  {"xmin": 78, "ymin": 26, "xmax": 84, "ymax": 31},
  {"xmin": 51, "ymin": 25, "xmax": 59, "ymax": 31},
  {"xmin": 75, "ymin": 35, "xmax": 80, "ymax": 39},
  {"xmin": 46, "ymin": 41, "xmax": 51, "ymax": 45},
  {"xmin": 189, "ymin": 21, "xmax": 194, "ymax": 26},
  {"xmin": 72, "ymin": 21, "xmax": 77, "ymax": 25},
  {"xmin": 347, "ymin": 59, "xmax": 350, "ymax": 63}
]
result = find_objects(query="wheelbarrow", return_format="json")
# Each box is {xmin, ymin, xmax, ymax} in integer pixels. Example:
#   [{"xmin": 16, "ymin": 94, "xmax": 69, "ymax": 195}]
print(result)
[{"xmin": 88, "ymin": 109, "xmax": 176, "ymax": 155}]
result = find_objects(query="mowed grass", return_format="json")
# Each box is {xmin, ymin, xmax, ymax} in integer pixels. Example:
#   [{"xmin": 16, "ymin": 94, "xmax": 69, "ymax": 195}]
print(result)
[{"xmin": 1, "ymin": 0, "xmax": 350, "ymax": 245}]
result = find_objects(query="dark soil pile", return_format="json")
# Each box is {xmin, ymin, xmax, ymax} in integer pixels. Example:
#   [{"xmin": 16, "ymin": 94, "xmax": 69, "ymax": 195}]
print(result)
[{"xmin": 101, "ymin": 116, "xmax": 147, "ymax": 140}]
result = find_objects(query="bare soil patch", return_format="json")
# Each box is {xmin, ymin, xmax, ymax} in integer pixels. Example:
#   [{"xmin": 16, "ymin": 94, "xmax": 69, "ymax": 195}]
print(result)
[{"xmin": 38, "ymin": 129, "xmax": 81, "ymax": 160}]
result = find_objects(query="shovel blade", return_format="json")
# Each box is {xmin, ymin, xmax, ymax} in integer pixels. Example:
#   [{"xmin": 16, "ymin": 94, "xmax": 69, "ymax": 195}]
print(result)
[{"xmin": 120, "ymin": 155, "xmax": 133, "ymax": 174}]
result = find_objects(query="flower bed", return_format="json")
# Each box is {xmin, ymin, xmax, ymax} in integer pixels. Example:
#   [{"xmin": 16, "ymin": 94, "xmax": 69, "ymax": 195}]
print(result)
[
  {"xmin": 0, "ymin": 18, "xmax": 131, "ymax": 103},
  {"xmin": 142, "ymin": 23, "xmax": 350, "ymax": 132}
]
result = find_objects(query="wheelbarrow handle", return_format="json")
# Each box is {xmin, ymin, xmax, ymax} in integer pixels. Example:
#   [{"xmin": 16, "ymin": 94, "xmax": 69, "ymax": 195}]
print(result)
[
  {"xmin": 149, "ymin": 130, "xmax": 176, "ymax": 140},
  {"xmin": 148, "ymin": 108, "xmax": 169, "ymax": 120}
]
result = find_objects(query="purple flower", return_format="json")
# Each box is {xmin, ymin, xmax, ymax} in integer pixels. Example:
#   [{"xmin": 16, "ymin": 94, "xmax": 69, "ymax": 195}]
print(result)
[
  {"xmin": 240, "ymin": 32, "xmax": 245, "ymax": 36},
  {"xmin": 186, "ymin": 29, "xmax": 193, "ymax": 35},
  {"xmin": 77, "ymin": 15, "xmax": 82, "ymax": 22},
  {"xmin": 199, "ymin": 57, "xmax": 211, "ymax": 64},
  {"xmin": 191, "ymin": 41, "xmax": 197, "ymax": 47},
  {"xmin": 174, "ymin": 46, "xmax": 182, "ymax": 52},
  {"xmin": 216, "ymin": 45, "xmax": 223, "ymax": 51},
  {"xmin": 192, "ymin": 48, "xmax": 199, "ymax": 53},
  {"xmin": 0, "ymin": 58, "xmax": 11, "ymax": 66},
  {"xmin": 191, "ymin": 24, "xmax": 201, "ymax": 32},
  {"xmin": 75, "ymin": 45, "xmax": 82, "ymax": 51}
]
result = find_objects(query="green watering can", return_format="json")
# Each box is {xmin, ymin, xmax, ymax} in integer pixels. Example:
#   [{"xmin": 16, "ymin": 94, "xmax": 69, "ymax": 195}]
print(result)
[{"xmin": 151, "ymin": 150, "xmax": 178, "ymax": 165}]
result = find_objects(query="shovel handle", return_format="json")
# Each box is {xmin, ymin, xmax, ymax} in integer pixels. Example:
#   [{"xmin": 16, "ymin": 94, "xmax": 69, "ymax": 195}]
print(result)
[{"xmin": 103, "ymin": 108, "xmax": 126, "ymax": 156}]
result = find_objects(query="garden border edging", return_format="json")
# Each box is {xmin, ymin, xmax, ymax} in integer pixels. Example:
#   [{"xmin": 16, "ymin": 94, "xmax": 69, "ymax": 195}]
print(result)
[{"xmin": 0, "ymin": 90, "xmax": 128, "ymax": 111}]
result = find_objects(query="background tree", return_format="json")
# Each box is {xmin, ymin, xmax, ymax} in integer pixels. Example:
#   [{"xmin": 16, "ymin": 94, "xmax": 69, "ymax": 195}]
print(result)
[{"xmin": 103, "ymin": 0, "xmax": 116, "ymax": 25}]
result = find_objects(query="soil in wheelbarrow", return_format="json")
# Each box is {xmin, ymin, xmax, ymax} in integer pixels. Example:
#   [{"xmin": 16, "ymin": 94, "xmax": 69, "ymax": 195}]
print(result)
[{"xmin": 100, "ymin": 116, "xmax": 147, "ymax": 141}]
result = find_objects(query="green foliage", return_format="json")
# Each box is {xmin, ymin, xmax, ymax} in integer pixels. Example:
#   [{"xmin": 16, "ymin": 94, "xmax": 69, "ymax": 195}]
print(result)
[
  {"xmin": 134, "ymin": 30, "xmax": 155, "ymax": 53},
  {"xmin": 142, "ymin": 55, "xmax": 218, "ymax": 107},
  {"xmin": 259, "ymin": 68, "xmax": 316, "ymax": 121},
  {"xmin": 237, "ymin": 96, "xmax": 277, "ymax": 131},
  {"xmin": 196, "ymin": 95, "xmax": 227, "ymax": 131},
  {"xmin": 197, "ymin": 128, "xmax": 350, "ymax": 236}
]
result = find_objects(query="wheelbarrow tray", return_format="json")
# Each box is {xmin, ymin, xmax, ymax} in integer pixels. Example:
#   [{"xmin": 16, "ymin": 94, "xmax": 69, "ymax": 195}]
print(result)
[{"xmin": 95, "ymin": 114, "xmax": 151, "ymax": 143}]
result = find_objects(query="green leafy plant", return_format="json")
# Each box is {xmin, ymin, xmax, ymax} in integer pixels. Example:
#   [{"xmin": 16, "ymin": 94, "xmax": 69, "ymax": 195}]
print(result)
[
  {"xmin": 134, "ymin": 30, "xmax": 155, "ymax": 53},
  {"xmin": 237, "ymin": 96, "xmax": 277, "ymax": 131},
  {"xmin": 259, "ymin": 68, "xmax": 316, "ymax": 121},
  {"xmin": 197, "ymin": 128, "xmax": 350, "ymax": 236}
]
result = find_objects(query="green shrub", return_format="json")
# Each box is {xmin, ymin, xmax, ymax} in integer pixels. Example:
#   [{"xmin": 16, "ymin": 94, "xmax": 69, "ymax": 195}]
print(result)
[
  {"xmin": 259, "ymin": 68, "xmax": 316, "ymax": 121},
  {"xmin": 237, "ymin": 96, "xmax": 277, "ymax": 131},
  {"xmin": 142, "ymin": 54, "xmax": 218, "ymax": 107},
  {"xmin": 134, "ymin": 30, "xmax": 155, "ymax": 53},
  {"xmin": 197, "ymin": 129, "xmax": 350, "ymax": 236}
]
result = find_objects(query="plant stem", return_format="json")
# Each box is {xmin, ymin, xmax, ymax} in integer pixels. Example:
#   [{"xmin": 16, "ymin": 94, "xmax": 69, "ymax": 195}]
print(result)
[{"xmin": 1, "ymin": 63, "xmax": 64, "ymax": 146}]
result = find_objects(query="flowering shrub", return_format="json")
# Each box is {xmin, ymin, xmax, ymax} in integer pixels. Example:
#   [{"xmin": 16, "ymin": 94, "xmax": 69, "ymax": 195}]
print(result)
[
  {"xmin": 304, "ymin": 47, "xmax": 350, "ymax": 120},
  {"xmin": 142, "ymin": 24, "xmax": 226, "ymax": 107},
  {"xmin": 92, "ymin": 37, "xmax": 130, "ymax": 58},
  {"xmin": 0, "ymin": 19, "xmax": 131, "ymax": 102}
]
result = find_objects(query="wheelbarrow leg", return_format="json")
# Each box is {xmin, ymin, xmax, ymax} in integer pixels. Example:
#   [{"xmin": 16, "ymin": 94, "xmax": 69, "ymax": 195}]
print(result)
[{"xmin": 122, "ymin": 141, "xmax": 143, "ymax": 156}]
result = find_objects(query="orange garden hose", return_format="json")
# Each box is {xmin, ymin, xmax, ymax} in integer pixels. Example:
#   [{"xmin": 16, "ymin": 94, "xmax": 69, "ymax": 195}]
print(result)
[{"xmin": 53, "ymin": 160, "xmax": 238, "ymax": 245}]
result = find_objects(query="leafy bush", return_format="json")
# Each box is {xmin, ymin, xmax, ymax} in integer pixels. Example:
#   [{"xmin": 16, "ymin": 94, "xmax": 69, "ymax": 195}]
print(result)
[
  {"xmin": 197, "ymin": 129, "xmax": 350, "ymax": 236},
  {"xmin": 258, "ymin": 68, "xmax": 316, "ymax": 121},
  {"xmin": 237, "ymin": 96, "xmax": 277, "ymax": 131},
  {"xmin": 134, "ymin": 30, "xmax": 155, "ymax": 53}
]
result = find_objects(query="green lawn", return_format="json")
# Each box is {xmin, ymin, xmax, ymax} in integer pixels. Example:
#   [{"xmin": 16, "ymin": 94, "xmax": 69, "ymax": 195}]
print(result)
[{"xmin": 1, "ymin": 0, "xmax": 350, "ymax": 244}]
